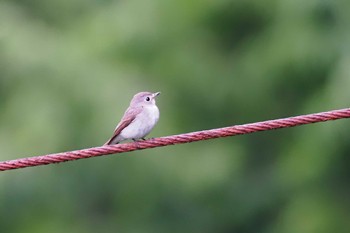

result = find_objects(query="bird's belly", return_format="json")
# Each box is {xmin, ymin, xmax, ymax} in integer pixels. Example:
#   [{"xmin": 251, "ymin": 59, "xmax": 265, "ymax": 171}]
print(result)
[{"xmin": 120, "ymin": 106, "xmax": 159, "ymax": 139}]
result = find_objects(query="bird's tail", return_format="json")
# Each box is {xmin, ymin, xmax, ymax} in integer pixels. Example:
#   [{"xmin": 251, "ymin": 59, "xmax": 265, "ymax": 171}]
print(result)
[{"xmin": 104, "ymin": 136, "xmax": 120, "ymax": 146}]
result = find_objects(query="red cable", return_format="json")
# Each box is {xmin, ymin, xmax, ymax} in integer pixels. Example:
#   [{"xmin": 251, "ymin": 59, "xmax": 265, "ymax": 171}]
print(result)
[{"xmin": 1, "ymin": 108, "xmax": 349, "ymax": 172}]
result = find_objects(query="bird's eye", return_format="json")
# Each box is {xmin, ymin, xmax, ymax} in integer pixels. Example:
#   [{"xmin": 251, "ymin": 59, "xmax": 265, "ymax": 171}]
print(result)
[{"xmin": 146, "ymin": 97, "xmax": 150, "ymax": 101}]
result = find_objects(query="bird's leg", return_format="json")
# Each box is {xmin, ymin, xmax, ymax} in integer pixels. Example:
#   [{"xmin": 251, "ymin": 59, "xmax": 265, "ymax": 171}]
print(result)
[
  {"xmin": 132, "ymin": 138, "xmax": 146, "ymax": 142},
  {"xmin": 131, "ymin": 139, "xmax": 140, "ymax": 149}
]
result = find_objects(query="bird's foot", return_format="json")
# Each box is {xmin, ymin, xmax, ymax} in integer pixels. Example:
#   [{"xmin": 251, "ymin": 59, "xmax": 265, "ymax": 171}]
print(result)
[
  {"xmin": 132, "ymin": 138, "xmax": 146, "ymax": 142},
  {"xmin": 132, "ymin": 138, "xmax": 143, "ymax": 149}
]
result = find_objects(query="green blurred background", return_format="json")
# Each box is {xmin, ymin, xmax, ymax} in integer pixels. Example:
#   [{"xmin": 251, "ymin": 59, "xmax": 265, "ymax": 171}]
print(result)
[{"xmin": 1, "ymin": 0, "xmax": 350, "ymax": 232}]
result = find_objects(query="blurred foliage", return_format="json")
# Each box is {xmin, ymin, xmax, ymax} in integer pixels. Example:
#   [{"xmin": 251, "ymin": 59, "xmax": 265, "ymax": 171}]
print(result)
[{"xmin": 0, "ymin": 0, "xmax": 350, "ymax": 232}]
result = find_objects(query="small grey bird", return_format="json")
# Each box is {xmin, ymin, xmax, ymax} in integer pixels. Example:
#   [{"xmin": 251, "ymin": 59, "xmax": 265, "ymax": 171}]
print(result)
[{"xmin": 104, "ymin": 92, "xmax": 160, "ymax": 145}]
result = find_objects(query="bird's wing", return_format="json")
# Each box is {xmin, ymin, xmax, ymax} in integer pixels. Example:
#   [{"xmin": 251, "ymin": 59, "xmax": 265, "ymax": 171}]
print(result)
[{"xmin": 104, "ymin": 106, "xmax": 142, "ymax": 145}]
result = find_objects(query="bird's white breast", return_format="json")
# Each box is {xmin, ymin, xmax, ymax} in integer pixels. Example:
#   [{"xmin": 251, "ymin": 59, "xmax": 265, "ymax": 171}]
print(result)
[{"xmin": 120, "ymin": 105, "xmax": 159, "ymax": 140}]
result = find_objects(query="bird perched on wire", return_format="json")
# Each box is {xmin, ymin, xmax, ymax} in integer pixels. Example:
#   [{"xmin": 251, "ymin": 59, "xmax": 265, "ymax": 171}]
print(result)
[{"xmin": 104, "ymin": 91, "xmax": 161, "ymax": 145}]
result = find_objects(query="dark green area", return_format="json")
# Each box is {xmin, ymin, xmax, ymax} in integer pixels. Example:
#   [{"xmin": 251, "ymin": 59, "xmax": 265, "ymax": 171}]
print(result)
[{"xmin": 0, "ymin": 0, "xmax": 350, "ymax": 232}]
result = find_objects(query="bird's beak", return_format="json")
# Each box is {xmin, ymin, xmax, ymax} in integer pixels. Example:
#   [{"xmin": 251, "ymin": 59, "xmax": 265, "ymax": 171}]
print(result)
[{"xmin": 153, "ymin": 92, "xmax": 161, "ymax": 98}]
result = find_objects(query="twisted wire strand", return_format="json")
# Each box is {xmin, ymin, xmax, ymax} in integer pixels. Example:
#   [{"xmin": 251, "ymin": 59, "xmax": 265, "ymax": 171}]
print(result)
[{"xmin": 1, "ymin": 108, "xmax": 349, "ymax": 172}]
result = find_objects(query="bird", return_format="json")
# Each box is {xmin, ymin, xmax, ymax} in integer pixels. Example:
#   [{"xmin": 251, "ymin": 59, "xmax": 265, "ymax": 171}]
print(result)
[{"xmin": 104, "ymin": 91, "xmax": 160, "ymax": 145}]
